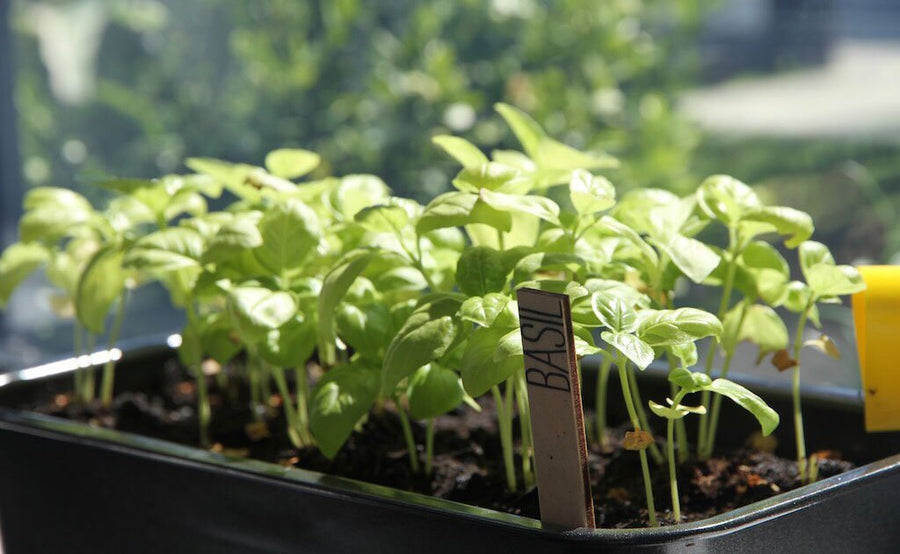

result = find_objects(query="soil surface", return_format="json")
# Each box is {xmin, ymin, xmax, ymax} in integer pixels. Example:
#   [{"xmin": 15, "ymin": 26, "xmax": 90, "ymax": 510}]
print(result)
[{"xmin": 32, "ymin": 358, "xmax": 853, "ymax": 528}]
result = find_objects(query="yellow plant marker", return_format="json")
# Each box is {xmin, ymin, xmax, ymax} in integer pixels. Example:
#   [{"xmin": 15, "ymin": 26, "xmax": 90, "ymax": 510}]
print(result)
[{"xmin": 852, "ymin": 266, "xmax": 900, "ymax": 432}]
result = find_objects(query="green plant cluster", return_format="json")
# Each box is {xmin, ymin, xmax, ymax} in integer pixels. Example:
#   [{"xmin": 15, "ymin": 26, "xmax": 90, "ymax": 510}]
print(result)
[{"xmin": 0, "ymin": 104, "xmax": 865, "ymax": 526}]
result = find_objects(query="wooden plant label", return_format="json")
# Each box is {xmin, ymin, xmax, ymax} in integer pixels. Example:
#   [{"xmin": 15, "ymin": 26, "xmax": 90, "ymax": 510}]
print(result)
[{"xmin": 515, "ymin": 288, "xmax": 594, "ymax": 529}]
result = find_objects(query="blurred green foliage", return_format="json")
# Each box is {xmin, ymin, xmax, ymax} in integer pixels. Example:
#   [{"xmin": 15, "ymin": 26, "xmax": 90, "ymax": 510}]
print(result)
[{"xmin": 12, "ymin": 0, "xmax": 708, "ymax": 203}]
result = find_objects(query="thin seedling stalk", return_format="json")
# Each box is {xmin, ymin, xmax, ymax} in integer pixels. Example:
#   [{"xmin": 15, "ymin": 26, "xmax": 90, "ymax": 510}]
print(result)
[
  {"xmin": 792, "ymin": 307, "xmax": 811, "ymax": 481},
  {"xmin": 397, "ymin": 406, "xmax": 420, "ymax": 473},
  {"xmin": 697, "ymin": 228, "xmax": 739, "ymax": 457},
  {"xmin": 617, "ymin": 353, "xmax": 658, "ymax": 527},
  {"xmin": 100, "ymin": 290, "xmax": 128, "ymax": 408},
  {"xmin": 425, "ymin": 418, "xmax": 435, "ymax": 476},
  {"xmin": 272, "ymin": 366, "xmax": 305, "ymax": 448},
  {"xmin": 515, "ymin": 371, "xmax": 535, "ymax": 488},
  {"xmin": 595, "ymin": 356, "xmax": 613, "ymax": 447},
  {"xmin": 627, "ymin": 368, "xmax": 665, "ymax": 465},
  {"xmin": 666, "ymin": 389, "xmax": 688, "ymax": 521},
  {"xmin": 491, "ymin": 383, "xmax": 517, "ymax": 492},
  {"xmin": 191, "ymin": 364, "xmax": 211, "ymax": 448},
  {"xmin": 294, "ymin": 366, "xmax": 312, "ymax": 444},
  {"xmin": 702, "ymin": 300, "xmax": 749, "ymax": 458}
]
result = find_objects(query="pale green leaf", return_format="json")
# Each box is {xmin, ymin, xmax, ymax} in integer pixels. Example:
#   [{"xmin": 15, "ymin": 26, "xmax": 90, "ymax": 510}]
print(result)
[
  {"xmin": 0, "ymin": 243, "xmax": 48, "ymax": 307},
  {"xmin": 254, "ymin": 200, "xmax": 320, "ymax": 274},
  {"xmin": 706, "ymin": 378, "xmax": 780, "ymax": 435},
  {"xmin": 417, "ymin": 191, "xmax": 512, "ymax": 235},
  {"xmin": 264, "ymin": 148, "xmax": 320, "ymax": 179},
  {"xmin": 432, "ymin": 135, "xmax": 489, "ymax": 168},
  {"xmin": 569, "ymin": 169, "xmax": 616, "ymax": 214},
  {"xmin": 601, "ymin": 331, "xmax": 654, "ymax": 370},
  {"xmin": 743, "ymin": 206, "xmax": 814, "ymax": 248},
  {"xmin": 75, "ymin": 246, "xmax": 125, "ymax": 334}
]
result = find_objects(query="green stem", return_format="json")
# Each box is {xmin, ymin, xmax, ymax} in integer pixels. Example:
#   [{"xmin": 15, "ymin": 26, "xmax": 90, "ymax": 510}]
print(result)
[
  {"xmin": 248, "ymin": 355, "xmax": 263, "ymax": 423},
  {"xmin": 272, "ymin": 367, "xmax": 304, "ymax": 448},
  {"xmin": 73, "ymin": 321, "xmax": 84, "ymax": 402},
  {"xmin": 515, "ymin": 371, "xmax": 535, "ymax": 488},
  {"xmin": 82, "ymin": 332, "xmax": 96, "ymax": 403},
  {"xmin": 294, "ymin": 366, "xmax": 312, "ymax": 444},
  {"xmin": 425, "ymin": 418, "xmax": 435, "ymax": 476},
  {"xmin": 667, "ymin": 390, "xmax": 688, "ymax": 522},
  {"xmin": 192, "ymin": 364, "xmax": 211, "ymax": 448},
  {"xmin": 492, "ymin": 384, "xmax": 517, "ymax": 492},
  {"xmin": 698, "ymin": 229, "xmax": 740, "ymax": 457},
  {"xmin": 595, "ymin": 356, "xmax": 613, "ymax": 448},
  {"xmin": 100, "ymin": 290, "xmax": 128, "ymax": 408},
  {"xmin": 792, "ymin": 307, "xmax": 811, "ymax": 482},
  {"xmin": 628, "ymin": 368, "xmax": 664, "ymax": 465},
  {"xmin": 397, "ymin": 406, "xmax": 420, "ymax": 473},
  {"xmin": 617, "ymin": 354, "xmax": 658, "ymax": 527},
  {"xmin": 702, "ymin": 352, "xmax": 734, "ymax": 459}
]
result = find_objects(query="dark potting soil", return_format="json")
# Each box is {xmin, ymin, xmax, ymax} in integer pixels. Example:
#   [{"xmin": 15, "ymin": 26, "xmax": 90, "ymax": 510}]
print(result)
[{"xmin": 30, "ymin": 358, "xmax": 853, "ymax": 528}]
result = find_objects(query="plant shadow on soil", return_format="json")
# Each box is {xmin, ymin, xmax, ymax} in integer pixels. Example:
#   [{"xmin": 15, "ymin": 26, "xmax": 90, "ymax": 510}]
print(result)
[{"xmin": 32, "ymin": 357, "xmax": 853, "ymax": 528}]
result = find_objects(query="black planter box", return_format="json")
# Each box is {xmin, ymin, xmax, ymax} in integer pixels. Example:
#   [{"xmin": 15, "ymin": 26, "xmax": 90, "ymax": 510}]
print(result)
[{"xmin": 1, "ymin": 346, "xmax": 899, "ymax": 553}]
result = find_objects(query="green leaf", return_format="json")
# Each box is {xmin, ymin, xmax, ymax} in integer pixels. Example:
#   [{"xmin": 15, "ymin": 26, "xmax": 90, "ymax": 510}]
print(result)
[
  {"xmin": 254, "ymin": 200, "xmax": 320, "ymax": 274},
  {"xmin": 336, "ymin": 302, "xmax": 391, "ymax": 356},
  {"xmin": 310, "ymin": 362, "xmax": 380, "ymax": 459},
  {"xmin": 783, "ymin": 280, "xmax": 813, "ymax": 313},
  {"xmin": 598, "ymin": 216, "xmax": 659, "ymax": 267},
  {"xmin": 354, "ymin": 204, "xmax": 409, "ymax": 234},
  {"xmin": 653, "ymin": 234, "xmax": 721, "ymax": 284},
  {"xmin": 330, "ymin": 175, "xmax": 391, "ymax": 220},
  {"xmin": 806, "ymin": 264, "xmax": 866, "ymax": 299},
  {"xmin": 706, "ymin": 378, "xmax": 780, "ymax": 436},
  {"xmin": 696, "ymin": 175, "xmax": 760, "ymax": 227},
  {"xmin": 0, "ymin": 243, "xmax": 48, "ymax": 307},
  {"xmin": 722, "ymin": 303, "xmax": 788, "ymax": 361},
  {"xmin": 612, "ymin": 188, "xmax": 680, "ymax": 235},
  {"xmin": 264, "ymin": 148, "xmax": 320, "ymax": 179},
  {"xmin": 601, "ymin": 331, "xmax": 654, "ymax": 370},
  {"xmin": 458, "ymin": 293, "xmax": 517, "ymax": 328},
  {"xmin": 479, "ymin": 189, "xmax": 560, "ymax": 225},
  {"xmin": 19, "ymin": 187, "xmax": 95, "ymax": 242},
  {"xmin": 636, "ymin": 308, "xmax": 722, "ymax": 347},
  {"xmin": 186, "ymin": 158, "xmax": 261, "ymax": 201},
  {"xmin": 456, "ymin": 247, "xmax": 509, "ymax": 296},
  {"xmin": 494, "ymin": 102, "xmax": 543, "ymax": 156},
  {"xmin": 513, "ymin": 252, "xmax": 584, "ymax": 283},
  {"xmin": 592, "ymin": 295, "xmax": 638, "ymax": 333},
  {"xmin": 799, "ymin": 241, "xmax": 835, "ymax": 280},
  {"xmin": 259, "ymin": 316, "xmax": 317, "ymax": 368},
  {"xmin": 417, "ymin": 191, "xmax": 512, "ymax": 235},
  {"xmin": 743, "ymin": 206, "xmax": 814, "ymax": 248},
  {"xmin": 382, "ymin": 298, "xmax": 461, "ymax": 393},
  {"xmin": 737, "ymin": 241, "xmax": 790, "ymax": 305},
  {"xmin": 432, "ymin": 135, "xmax": 488, "ymax": 168},
  {"xmin": 228, "ymin": 286, "xmax": 297, "ymax": 341},
  {"xmin": 317, "ymin": 249, "xmax": 374, "ymax": 364},
  {"xmin": 177, "ymin": 321, "xmax": 203, "ymax": 367},
  {"xmin": 669, "ymin": 341, "xmax": 698, "ymax": 367},
  {"xmin": 461, "ymin": 326, "xmax": 523, "ymax": 397},
  {"xmin": 125, "ymin": 227, "xmax": 204, "ymax": 273},
  {"xmin": 407, "ymin": 364, "xmax": 466, "ymax": 420},
  {"xmin": 668, "ymin": 367, "xmax": 712, "ymax": 393},
  {"xmin": 75, "ymin": 246, "xmax": 125, "ymax": 334},
  {"xmin": 648, "ymin": 400, "xmax": 705, "ymax": 420},
  {"xmin": 569, "ymin": 169, "xmax": 616, "ymax": 214},
  {"xmin": 452, "ymin": 162, "xmax": 530, "ymax": 193},
  {"xmin": 199, "ymin": 312, "xmax": 241, "ymax": 365},
  {"xmin": 202, "ymin": 212, "xmax": 264, "ymax": 264}
]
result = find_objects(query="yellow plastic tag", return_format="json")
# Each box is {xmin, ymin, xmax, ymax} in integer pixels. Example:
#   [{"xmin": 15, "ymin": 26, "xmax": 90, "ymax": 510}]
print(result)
[{"xmin": 852, "ymin": 266, "xmax": 900, "ymax": 432}]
